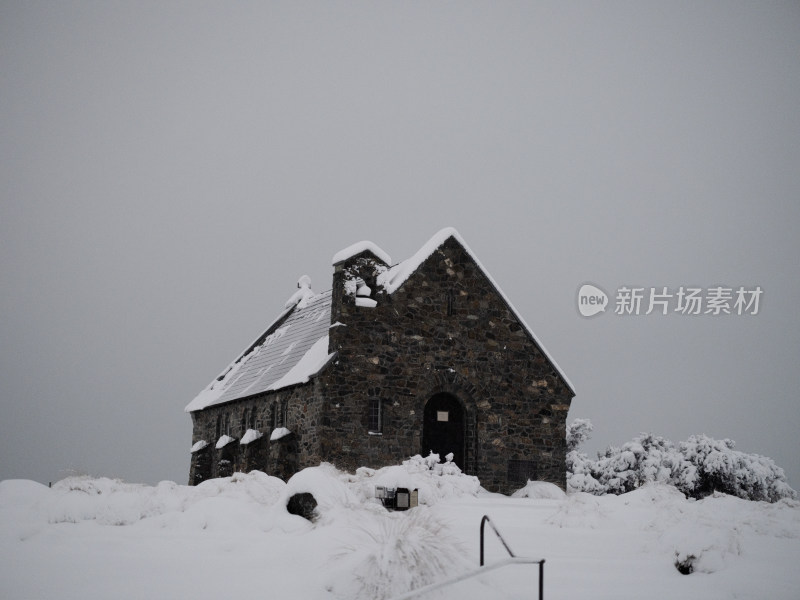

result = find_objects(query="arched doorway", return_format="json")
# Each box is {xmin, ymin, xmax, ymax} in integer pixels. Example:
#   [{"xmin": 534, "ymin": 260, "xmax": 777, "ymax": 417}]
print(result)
[{"xmin": 422, "ymin": 393, "xmax": 465, "ymax": 468}]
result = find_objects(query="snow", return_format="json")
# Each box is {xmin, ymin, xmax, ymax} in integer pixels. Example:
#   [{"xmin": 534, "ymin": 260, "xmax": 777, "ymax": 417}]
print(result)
[
  {"xmin": 284, "ymin": 275, "xmax": 315, "ymax": 309},
  {"xmin": 377, "ymin": 227, "xmax": 460, "ymax": 294},
  {"xmin": 215, "ymin": 435, "xmax": 234, "ymax": 449},
  {"xmin": 185, "ymin": 305, "xmax": 294, "ymax": 412},
  {"xmin": 355, "ymin": 297, "xmax": 377, "ymax": 308},
  {"xmin": 187, "ymin": 293, "xmax": 333, "ymax": 413},
  {"xmin": 377, "ymin": 227, "xmax": 575, "ymax": 394},
  {"xmin": 190, "ymin": 440, "xmax": 208, "ymax": 453},
  {"xmin": 188, "ymin": 227, "xmax": 573, "ymax": 415},
  {"xmin": 1, "ymin": 464, "xmax": 799, "ymax": 599},
  {"xmin": 270, "ymin": 427, "xmax": 291, "ymax": 441},
  {"xmin": 511, "ymin": 480, "xmax": 567, "ymax": 500},
  {"xmin": 266, "ymin": 335, "xmax": 334, "ymax": 391},
  {"xmin": 567, "ymin": 422, "xmax": 797, "ymax": 503},
  {"xmin": 239, "ymin": 429, "xmax": 262, "ymax": 445},
  {"xmin": 331, "ymin": 240, "xmax": 392, "ymax": 266}
]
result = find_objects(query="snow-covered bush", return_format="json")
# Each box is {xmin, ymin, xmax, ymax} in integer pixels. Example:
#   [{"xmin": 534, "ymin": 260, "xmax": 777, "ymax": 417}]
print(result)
[
  {"xmin": 565, "ymin": 419, "xmax": 606, "ymax": 495},
  {"xmin": 680, "ymin": 435, "xmax": 796, "ymax": 503},
  {"xmin": 592, "ymin": 433, "xmax": 695, "ymax": 496},
  {"xmin": 566, "ymin": 418, "xmax": 594, "ymax": 452},
  {"xmin": 338, "ymin": 509, "xmax": 469, "ymax": 600},
  {"xmin": 566, "ymin": 419, "xmax": 796, "ymax": 502}
]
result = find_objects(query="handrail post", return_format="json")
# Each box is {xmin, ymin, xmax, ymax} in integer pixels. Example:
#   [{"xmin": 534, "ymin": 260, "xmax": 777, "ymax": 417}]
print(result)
[
  {"xmin": 480, "ymin": 514, "xmax": 515, "ymax": 566},
  {"xmin": 480, "ymin": 514, "xmax": 544, "ymax": 600},
  {"xmin": 539, "ymin": 559, "xmax": 545, "ymax": 600},
  {"xmin": 480, "ymin": 515, "xmax": 486, "ymax": 566}
]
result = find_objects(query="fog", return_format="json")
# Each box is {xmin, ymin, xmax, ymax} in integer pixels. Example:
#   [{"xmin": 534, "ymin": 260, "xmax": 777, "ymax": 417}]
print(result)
[{"xmin": 1, "ymin": 2, "xmax": 798, "ymax": 488}]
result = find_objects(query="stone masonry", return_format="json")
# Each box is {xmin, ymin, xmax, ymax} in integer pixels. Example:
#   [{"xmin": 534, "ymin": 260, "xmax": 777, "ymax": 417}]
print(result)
[{"xmin": 188, "ymin": 232, "xmax": 574, "ymax": 494}]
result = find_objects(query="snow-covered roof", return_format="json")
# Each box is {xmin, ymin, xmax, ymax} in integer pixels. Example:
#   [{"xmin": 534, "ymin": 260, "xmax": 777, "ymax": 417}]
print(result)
[
  {"xmin": 190, "ymin": 440, "xmax": 208, "ymax": 453},
  {"xmin": 240, "ymin": 429, "xmax": 263, "ymax": 445},
  {"xmin": 270, "ymin": 427, "xmax": 291, "ymax": 441},
  {"xmin": 187, "ymin": 227, "xmax": 573, "ymax": 412},
  {"xmin": 215, "ymin": 435, "xmax": 235, "ymax": 449},
  {"xmin": 331, "ymin": 240, "xmax": 392, "ymax": 266},
  {"xmin": 185, "ymin": 290, "xmax": 335, "ymax": 412}
]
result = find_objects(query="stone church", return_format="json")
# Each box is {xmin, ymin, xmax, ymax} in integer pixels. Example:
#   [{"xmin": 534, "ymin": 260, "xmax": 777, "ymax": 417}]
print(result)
[{"xmin": 186, "ymin": 228, "xmax": 574, "ymax": 493}]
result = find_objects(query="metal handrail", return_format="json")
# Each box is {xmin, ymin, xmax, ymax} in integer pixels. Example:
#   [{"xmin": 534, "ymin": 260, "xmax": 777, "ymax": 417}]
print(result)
[
  {"xmin": 389, "ymin": 556, "xmax": 545, "ymax": 600},
  {"xmin": 389, "ymin": 514, "xmax": 545, "ymax": 600},
  {"xmin": 480, "ymin": 514, "xmax": 516, "ymax": 566},
  {"xmin": 480, "ymin": 514, "xmax": 544, "ymax": 600}
]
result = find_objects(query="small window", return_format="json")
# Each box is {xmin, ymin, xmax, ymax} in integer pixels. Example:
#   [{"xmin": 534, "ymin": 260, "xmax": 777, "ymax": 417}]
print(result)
[
  {"xmin": 368, "ymin": 398, "xmax": 383, "ymax": 434},
  {"xmin": 446, "ymin": 291, "xmax": 455, "ymax": 316}
]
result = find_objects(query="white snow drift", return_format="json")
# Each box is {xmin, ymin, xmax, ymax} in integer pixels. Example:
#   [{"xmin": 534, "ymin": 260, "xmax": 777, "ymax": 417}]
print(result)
[{"xmin": 1, "ymin": 456, "xmax": 799, "ymax": 599}]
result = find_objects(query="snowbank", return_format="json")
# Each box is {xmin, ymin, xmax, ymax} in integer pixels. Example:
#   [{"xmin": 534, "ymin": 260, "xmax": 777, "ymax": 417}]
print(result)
[
  {"xmin": 511, "ymin": 480, "xmax": 567, "ymax": 500},
  {"xmin": 349, "ymin": 454, "xmax": 482, "ymax": 506},
  {"xmin": 2, "ymin": 466, "xmax": 799, "ymax": 599}
]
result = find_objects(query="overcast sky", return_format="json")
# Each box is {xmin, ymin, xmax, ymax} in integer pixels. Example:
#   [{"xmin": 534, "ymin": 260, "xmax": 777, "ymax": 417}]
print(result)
[{"xmin": 2, "ymin": 2, "xmax": 798, "ymax": 489}]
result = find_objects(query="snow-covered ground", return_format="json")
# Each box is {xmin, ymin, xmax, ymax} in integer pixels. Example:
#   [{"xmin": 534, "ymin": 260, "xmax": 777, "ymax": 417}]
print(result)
[{"xmin": 2, "ymin": 459, "xmax": 799, "ymax": 599}]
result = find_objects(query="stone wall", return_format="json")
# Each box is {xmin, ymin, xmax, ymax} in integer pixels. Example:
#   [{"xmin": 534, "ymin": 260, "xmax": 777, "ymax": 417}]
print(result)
[
  {"xmin": 320, "ymin": 237, "xmax": 573, "ymax": 493},
  {"xmin": 188, "ymin": 381, "xmax": 325, "ymax": 483}
]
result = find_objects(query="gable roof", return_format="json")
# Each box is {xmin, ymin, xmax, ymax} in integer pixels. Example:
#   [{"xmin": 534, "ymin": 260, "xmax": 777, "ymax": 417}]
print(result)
[
  {"xmin": 378, "ymin": 228, "xmax": 575, "ymax": 395},
  {"xmin": 185, "ymin": 290, "xmax": 334, "ymax": 412},
  {"xmin": 187, "ymin": 227, "xmax": 574, "ymax": 413}
]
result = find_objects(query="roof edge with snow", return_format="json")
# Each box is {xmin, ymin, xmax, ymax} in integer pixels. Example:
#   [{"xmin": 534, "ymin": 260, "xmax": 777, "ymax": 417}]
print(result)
[
  {"xmin": 379, "ymin": 227, "xmax": 575, "ymax": 395},
  {"xmin": 185, "ymin": 291, "xmax": 335, "ymax": 413},
  {"xmin": 331, "ymin": 240, "xmax": 392, "ymax": 266}
]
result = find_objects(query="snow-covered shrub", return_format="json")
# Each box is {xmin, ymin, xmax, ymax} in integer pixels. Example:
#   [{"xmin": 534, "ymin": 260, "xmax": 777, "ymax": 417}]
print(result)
[
  {"xmin": 565, "ymin": 419, "xmax": 796, "ymax": 502},
  {"xmin": 680, "ymin": 435, "xmax": 796, "ymax": 502},
  {"xmin": 592, "ymin": 434, "xmax": 694, "ymax": 496},
  {"xmin": 339, "ymin": 509, "xmax": 469, "ymax": 600},
  {"xmin": 565, "ymin": 419, "xmax": 605, "ymax": 495},
  {"xmin": 567, "ymin": 418, "xmax": 594, "ymax": 452}
]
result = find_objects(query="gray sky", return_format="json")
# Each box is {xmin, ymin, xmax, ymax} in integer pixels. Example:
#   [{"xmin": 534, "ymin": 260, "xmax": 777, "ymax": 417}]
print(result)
[{"xmin": 2, "ymin": 2, "xmax": 798, "ymax": 489}]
